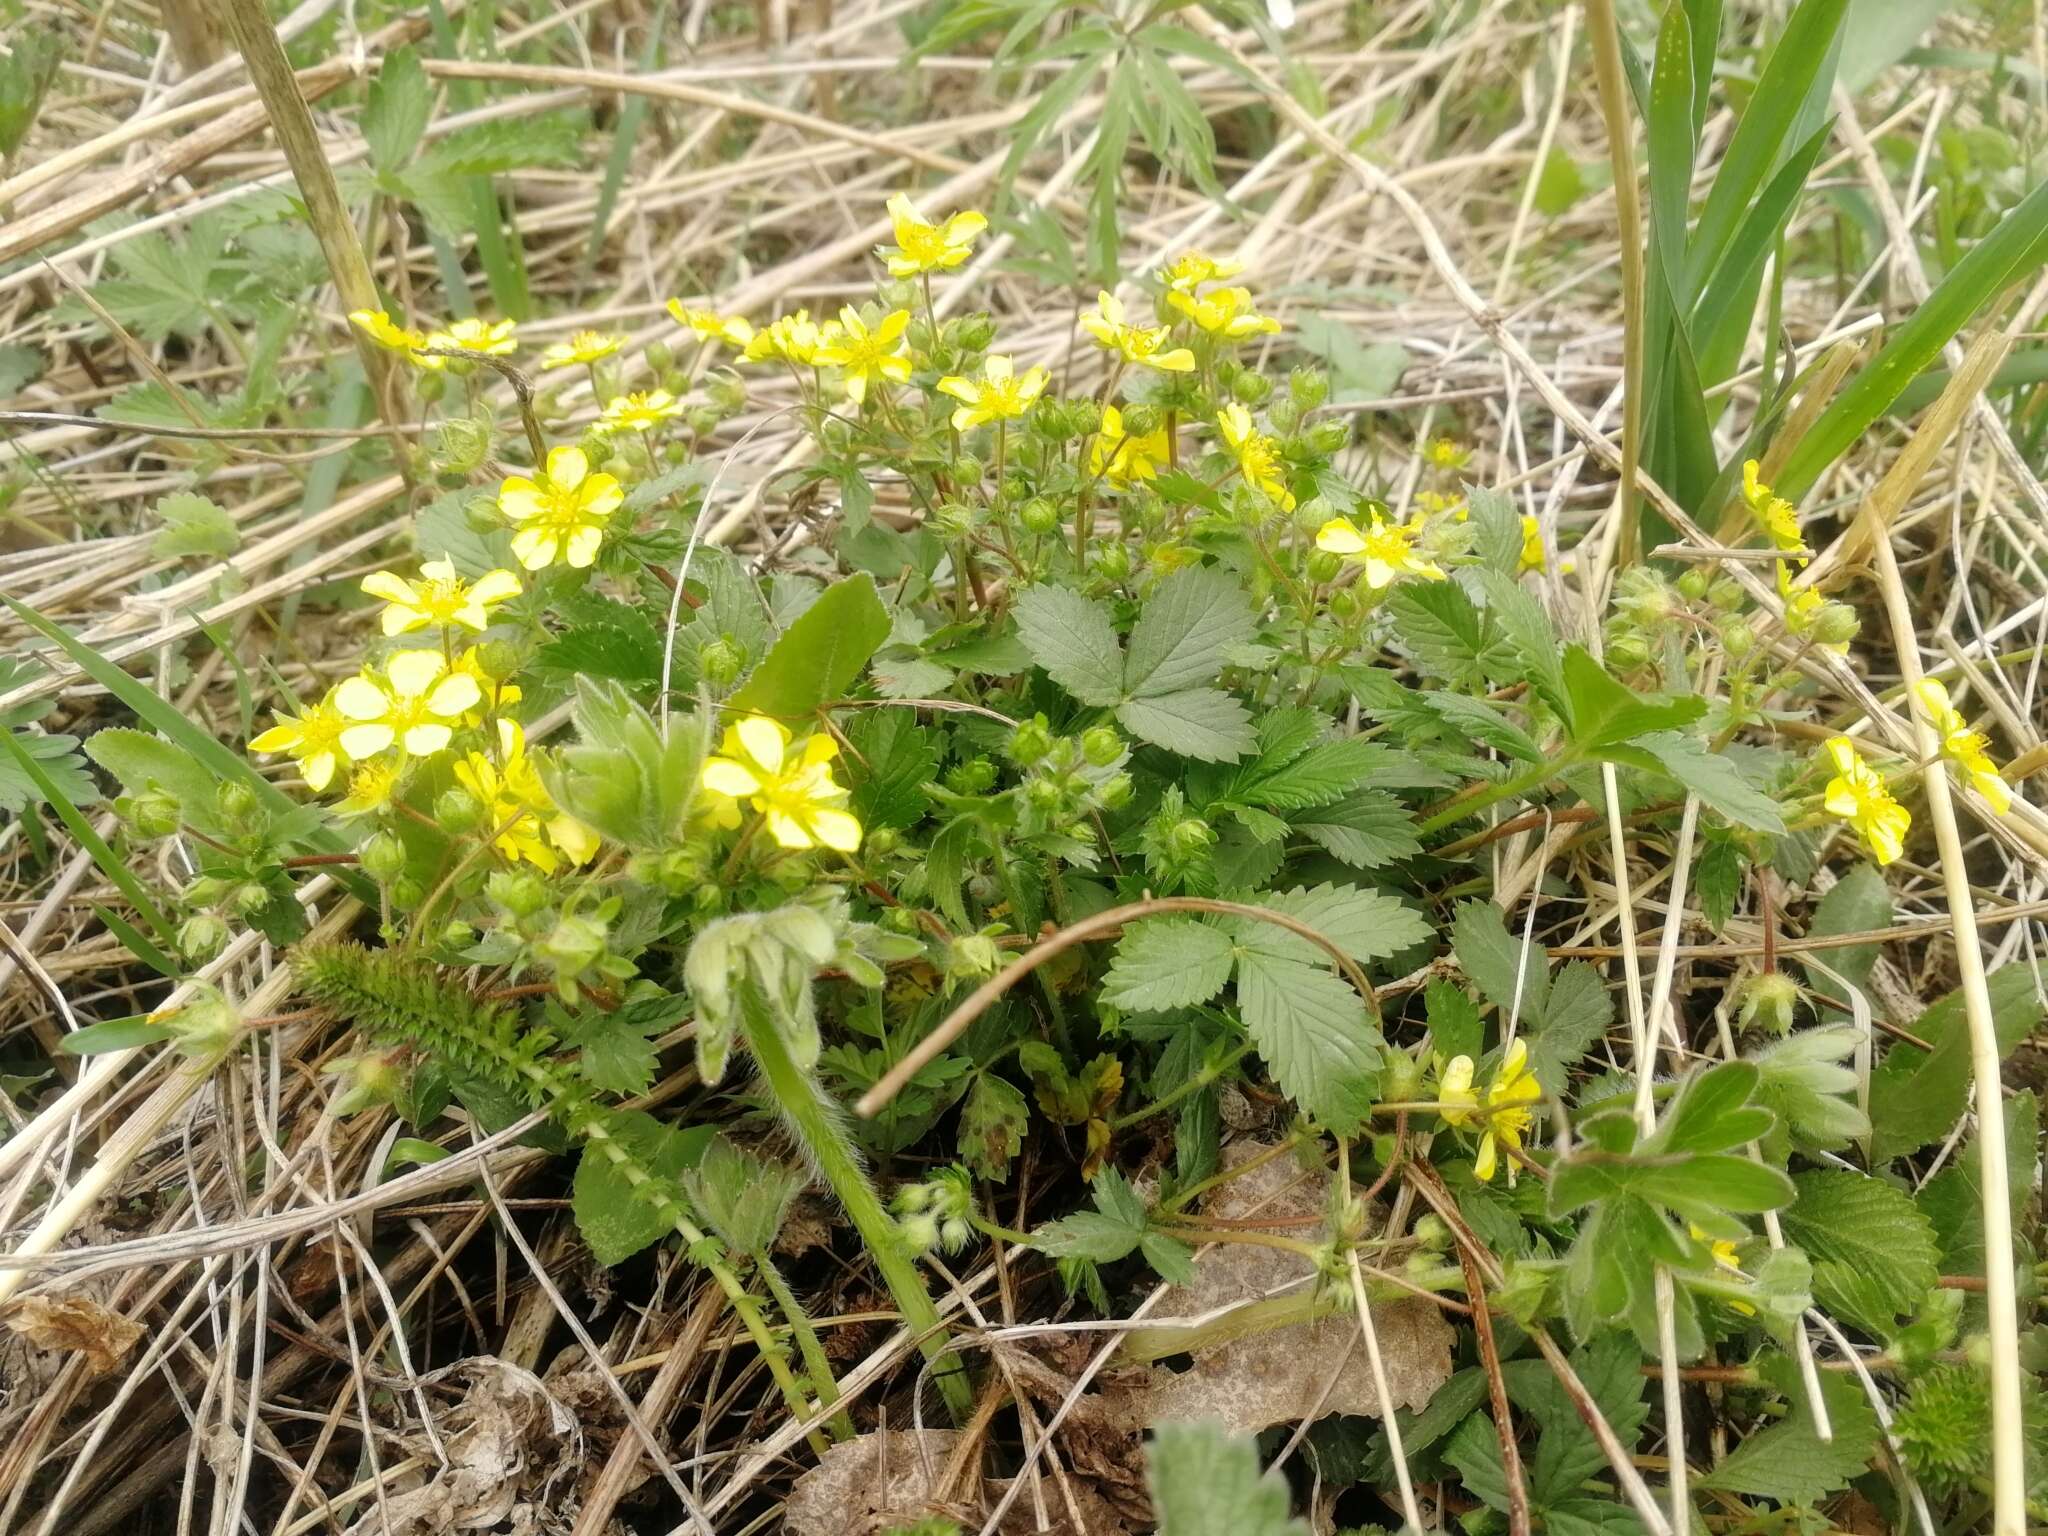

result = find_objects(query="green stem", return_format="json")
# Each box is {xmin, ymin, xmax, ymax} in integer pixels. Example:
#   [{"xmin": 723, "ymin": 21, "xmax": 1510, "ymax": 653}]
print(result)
[
  {"xmin": 1416, "ymin": 750, "xmax": 1580, "ymax": 838},
  {"xmin": 1111, "ymin": 1043, "xmax": 1251, "ymax": 1129},
  {"xmin": 758, "ymin": 1253, "xmax": 856, "ymax": 1441},
  {"xmin": 742, "ymin": 991, "xmax": 975, "ymax": 1423}
]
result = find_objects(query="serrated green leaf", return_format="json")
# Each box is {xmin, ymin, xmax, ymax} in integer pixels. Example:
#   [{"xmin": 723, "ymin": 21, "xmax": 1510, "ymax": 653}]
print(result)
[
  {"xmin": 1635, "ymin": 731, "xmax": 1786, "ymax": 832},
  {"xmin": 0, "ymin": 727, "xmax": 95, "ymax": 815},
  {"xmin": 1123, "ymin": 564, "xmax": 1256, "ymax": 698},
  {"xmin": 1868, "ymin": 965, "xmax": 2041, "ymax": 1162},
  {"xmin": 1453, "ymin": 899, "xmax": 1550, "ymax": 1025},
  {"xmin": 1013, "ymin": 585, "xmax": 1124, "ymax": 705},
  {"xmin": 363, "ymin": 48, "xmax": 430, "ymax": 174},
  {"xmin": 1390, "ymin": 578, "xmax": 1514, "ymax": 688},
  {"xmin": 1527, "ymin": 960, "xmax": 1614, "ymax": 1085},
  {"xmin": 1244, "ymin": 882, "xmax": 1430, "ymax": 967},
  {"xmin": 1033, "ymin": 1169, "xmax": 1150, "ymax": 1263},
  {"xmin": 1234, "ymin": 947, "xmax": 1380, "ymax": 1132},
  {"xmin": 1781, "ymin": 1168, "xmax": 1939, "ymax": 1333},
  {"xmin": 152, "ymin": 491, "xmax": 238, "ymax": 558},
  {"xmin": 1695, "ymin": 1351, "xmax": 1879, "ymax": 1504},
  {"xmin": 1294, "ymin": 789, "xmax": 1421, "ymax": 870},
  {"xmin": 1116, "ymin": 687, "xmax": 1253, "ymax": 761},
  {"xmin": 1102, "ymin": 918, "xmax": 1236, "ymax": 1012},
  {"xmin": 959, "ymin": 1073, "xmax": 1029, "ymax": 1182},
  {"xmin": 1803, "ymin": 864, "xmax": 1890, "ymax": 1011},
  {"xmin": 1563, "ymin": 646, "xmax": 1707, "ymax": 750},
  {"xmin": 845, "ymin": 709, "xmax": 938, "ymax": 831},
  {"xmin": 572, "ymin": 1111, "xmax": 715, "ymax": 1266}
]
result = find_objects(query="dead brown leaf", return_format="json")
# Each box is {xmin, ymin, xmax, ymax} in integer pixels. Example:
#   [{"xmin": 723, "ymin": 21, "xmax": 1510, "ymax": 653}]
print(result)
[
  {"xmin": 1102, "ymin": 1140, "xmax": 1454, "ymax": 1435},
  {"xmin": 785, "ymin": 1427, "xmax": 972, "ymax": 1536},
  {"xmin": 4, "ymin": 1292, "xmax": 144, "ymax": 1377}
]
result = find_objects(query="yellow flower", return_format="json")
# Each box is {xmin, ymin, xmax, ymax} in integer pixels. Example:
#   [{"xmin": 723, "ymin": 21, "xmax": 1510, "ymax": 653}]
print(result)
[
  {"xmin": 360, "ymin": 557, "xmax": 521, "ymax": 636},
  {"xmin": 1216, "ymin": 404, "xmax": 1295, "ymax": 510},
  {"xmin": 879, "ymin": 193, "xmax": 987, "ymax": 277},
  {"xmin": 1688, "ymin": 1222, "xmax": 1758, "ymax": 1314},
  {"xmin": 334, "ymin": 650, "xmax": 483, "ymax": 760},
  {"xmin": 1417, "ymin": 489, "xmax": 1465, "ymax": 520},
  {"xmin": 1167, "ymin": 285, "xmax": 1280, "ymax": 339},
  {"xmin": 1161, "ymin": 250, "xmax": 1244, "ymax": 293},
  {"xmin": 349, "ymin": 309, "xmax": 430, "ymax": 361},
  {"xmin": 249, "ymin": 689, "xmax": 348, "ymax": 791},
  {"xmin": 539, "ymin": 330, "xmax": 625, "ymax": 370},
  {"xmin": 814, "ymin": 306, "xmax": 912, "ymax": 405},
  {"xmin": 1477, "ymin": 1038, "xmax": 1543, "ymax": 1183},
  {"xmin": 700, "ymin": 715, "xmax": 862, "ymax": 852},
  {"xmin": 598, "ymin": 390, "xmax": 686, "ymax": 434},
  {"xmin": 1079, "ymin": 291, "xmax": 1195, "ymax": 372},
  {"xmin": 1316, "ymin": 510, "xmax": 1445, "ymax": 588},
  {"xmin": 937, "ymin": 354, "xmax": 1048, "ymax": 431},
  {"xmin": 497, "ymin": 445, "xmax": 624, "ymax": 571},
  {"xmin": 424, "ymin": 317, "xmax": 519, "ymax": 358},
  {"xmin": 666, "ymin": 301, "xmax": 756, "ymax": 350},
  {"xmin": 1424, "ymin": 437, "xmax": 1469, "ymax": 471},
  {"xmin": 1822, "ymin": 736, "xmax": 1911, "ymax": 866},
  {"xmin": 335, "ymin": 759, "xmax": 401, "ymax": 816},
  {"xmin": 1915, "ymin": 678, "xmax": 2013, "ymax": 815},
  {"xmin": 1518, "ymin": 515, "xmax": 1547, "ymax": 574},
  {"xmin": 1089, "ymin": 405, "xmax": 1170, "ymax": 486},
  {"xmin": 1743, "ymin": 460, "xmax": 1802, "ymax": 557},
  {"xmin": 454, "ymin": 718, "xmax": 599, "ymax": 872},
  {"xmin": 1434, "ymin": 1053, "xmax": 1479, "ymax": 1127},
  {"xmin": 742, "ymin": 309, "xmax": 831, "ymax": 366}
]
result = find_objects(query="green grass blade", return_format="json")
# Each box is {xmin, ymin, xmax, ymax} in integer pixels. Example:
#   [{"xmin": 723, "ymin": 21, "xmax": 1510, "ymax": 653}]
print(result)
[
  {"xmin": 0, "ymin": 730, "xmax": 177, "ymax": 945},
  {"xmin": 1779, "ymin": 177, "xmax": 2048, "ymax": 499},
  {"xmin": 1646, "ymin": 0, "xmax": 1698, "ymax": 305},
  {"xmin": 585, "ymin": 0, "xmax": 673, "ymax": 276},
  {"xmin": 91, "ymin": 903, "xmax": 184, "ymax": 980},
  {"xmin": 1686, "ymin": 0, "xmax": 1849, "ymax": 296},
  {"xmin": 1690, "ymin": 120, "xmax": 1830, "ymax": 389},
  {"xmin": 1682, "ymin": 0, "xmax": 1721, "ymax": 139},
  {"xmin": 1893, "ymin": 345, "xmax": 2048, "ymax": 415}
]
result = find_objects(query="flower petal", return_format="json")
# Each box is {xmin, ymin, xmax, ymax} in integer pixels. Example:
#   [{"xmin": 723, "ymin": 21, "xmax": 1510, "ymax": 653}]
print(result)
[
  {"xmin": 334, "ymin": 676, "xmax": 390, "ymax": 721},
  {"xmin": 427, "ymin": 675, "xmax": 482, "ymax": 717},
  {"xmin": 736, "ymin": 715, "xmax": 788, "ymax": 774},
  {"xmin": 386, "ymin": 650, "xmax": 447, "ymax": 698},
  {"xmin": 564, "ymin": 525, "xmax": 604, "ymax": 568},
  {"xmin": 339, "ymin": 722, "xmax": 395, "ymax": 759},
  {"xmin": 360, "ymin": 572, "xmax": 418, "ymax": 605},
  {"xmin": 470, "ymin": 569, "xmax": 522, "ymax": 604},
  {"xmin": 702, "ymin": 758, "xmax": 763, "ymax": 797},
  {"xmin": 547, "ymin": 445, "xmax": 590, "ymax": 489},
  {"xmin": 808, "ymin": 807, "xmax": 863, "ymax": 852}
]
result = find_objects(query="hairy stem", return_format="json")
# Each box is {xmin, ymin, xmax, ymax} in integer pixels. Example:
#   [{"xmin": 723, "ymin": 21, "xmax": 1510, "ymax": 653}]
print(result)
[{"xmin": 757, "ymin": 1253, "xmax": 855, "ymax": 1442}]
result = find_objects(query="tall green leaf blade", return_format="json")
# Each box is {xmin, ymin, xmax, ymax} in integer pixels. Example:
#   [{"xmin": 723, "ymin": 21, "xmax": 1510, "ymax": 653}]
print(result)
[
  {"xmin": 0, "ymin": 730, "xmax": 176, "ymax": 944},
  {"xmin": 726, "ymin": 573, "xmax": 891, "ymax": 719},
  {"xmin": 1690, "ymin": 121, "xmax": 1831, "ymax": 389}
]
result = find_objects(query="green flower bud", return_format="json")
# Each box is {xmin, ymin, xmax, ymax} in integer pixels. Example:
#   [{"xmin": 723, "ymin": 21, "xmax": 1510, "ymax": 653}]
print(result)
[
  {"xmin": 463, "ymin": 494, "xmax": 504, "ymax": 535},
  {"xmin": 687, "ymin": 407, "xmax": 722, "ymax": 436},
  {"xmin": 699, "ymin": 635, "xmax": 745, "ymax": 687},
  {"xmin": 581, "ymin": 433, "xmax": 614, "ymax": 468},
  {"xmin": 1736, "ymin": 971, "xmax": 1800, "ymax": 1036},
  {"xmin": 159, "ymin": 984, "xmax": 240, "ymax": 1055},
  {"xmin": 939, "ymin": 1216, "xmax": 972, "ymax": 1252},
  {"xmin": 1009, "ymin": 715, "xmax": 1055, "ymax": 766},
  {"xmin": 1607, "ymin": 630, "xmax": 1651, "ymax": 668},
  {"xmin": 1167, "ymin": 815, "xmax": 1215, "ymax": 860},
  {"xmin": 880, "ymin": 904, "xmax": 920, "ymax": 934},
  {"xmin": 435, "ymin": 787, "xmax": 485, "ymax": 835},
  {"xmin": 1307, "ymin": 549, "xmax": 1343, "ymax": 584},
  {"xmin": 953, "ymin": 314, "xmax": 996, "ymax": 352},
  {"xmin": 1293, "ymin": 495, "xmax": 1334, "ymax": 537},
  {"xmin": 646, "ymin": 340, "xmax": 675, "ymax": 372},
  {"xmin": 178, "ymin": 914, "xmax": 230, "ymax": 963},
  {"xmin": 416, "ymin": 370, "xmax": 447, "ymax": 404},
  {"xmin": 1330, "ymin": 587, "xmax": 1361, "ymax": 620},
  {"xmin": 331, "ymin": 1047, "xmax": 406, "ymax": 1117},
  {"xmin": 707, "ymin": 374, "xmax": 747, "ymax": 414},
  {"xmin": 1267, "ymin": 399, "xmax": 1301, "ymax": 434},
  {"xmin": 431, "ymin": 416, "xmax": 491, "ymax": 477},
  {"xmin": 952, "ymin": 453, "xmax": 984, "ymax": 483},
  {"xmin": 1018, "ymin": 496, "xmax": 1061, "ymax": 535},
  {"xmin": 216, "ymin": 780, "xmax": 261, "ymax": 828},
  {"xmin": 389, "ymin": 876, "xmax": 426, "ymax": 911},
  {"xmin": 1677, "ymin": 567, "xmax": 1711, "ymax": 601},
  {"xmin": 124, "ymin": 790, "xmax": 183, "ymax": 840},
  {"xmin": 879, "ymin": 278, "xmax": 918, "ymax": 311},
  {"xmin": 948, "ymin": 756, "xmax": 998, "ymax": 794},
  {"xmin": 1029, "ymin": 399, "xmax": 1071, "ymax": 441},
  {"xmin": 1097, "ymin": 772, "xmax": 1133, "ymax": 810},
  {"xmin": 1289, "ymin": 367, "xmax": 1329, "ymax": 411},
  {"xmin": 1089, "ymin": 542, "xmax": 1132, "ymax": 582},
  {"xmin": 540, "ymin": 911, "xmax": 608, "ymax": 978},
  {"xmin": 946, "ymin": 933, "xmax": 1001, "ymax": 980},
  {"xmin": 1306, "ymin": 420, "xmax": 1351, "ymax": 455},
  {"xmin": 1080, "ymin": 726, "xmax": 1123, "ymax": 767},
  {"xmin": 1119, "ymin": 403, "xmax": 1162, "ymax": 436},
  {"xmin": 1411, "ymin": 1213, "xmax": 1450, "ymax": 1251},
  {"xmin": 1720, "ymin": 617, "xmax": 1756, "ymax": 659},
  {"xmin": 440, "ymin": 919, "xmax": 476, "ymax": 949},
  {"xmin": 899, "ymin": 1211, "xmax": 940, "ymax": 1253},
  {"xmin": 474, "ymin": 639, "xmax": 522, "ymax": 682},
  {"xmin": 1067, "ymin": 398, "xmax": 1102, "ymax": 437},
  {"xmin": 1707, "ymin": 576, "xmax": 1745, "ymax": 610},
  {"xmin": 1230, "ymin": 369, "xmax": 1272, "ymax": 406},
  {"xmin": 1380, "ymin": 1050, "xmax": 1423, "ymax": 1104},
  {"xmin": 931, "ymin": 501, "xmax": 977, "ymax": 540},
  {"xmin": 1025, "ymin": 777, "xmax": 1065, "ymax": 814},
  {"xmin": 229, "ymin": 881, "xmax": 271, "ymax": 918},
  {"xmin": 486, "ymin": 868, "xmax": 549, "ymax": 917},
  {"xmin": 865, "ymin": 827, "xmax": 900, "ymax": 856},
  {"xmin": 1815, "ymin": 601, "xmax": 1860, "ymax": 646}
]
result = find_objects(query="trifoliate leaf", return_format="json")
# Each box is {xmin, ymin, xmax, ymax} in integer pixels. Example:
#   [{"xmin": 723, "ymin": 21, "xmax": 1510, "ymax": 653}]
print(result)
[
  {"xmin": 1032, "ymin": 1169, "xmax": 1149, "ymax": 1264},
  {"xmin": 1122, "ymin": 564, "xmax": 1256, "ymax": 697},
  {"xmin": 1474, "ymin": 567, "xmax": 1567, "ymax": 717},
  {"xmin": 1146, "ymin": 1420, "xmax": 1311, "ymax": 1536},
  {"xmin": 0, "ymin": 729, "xmax": 97, "ymax": 816},
  {"xmin": 1102, "ymin": 918, "xmax": 1236, "ymax": 1012},
  {"xmin": 1013, "ymin": 585, "xmax": 1125, "ymax": 705},
  {"xmin": 152, "ymin": 491, "xmax": 239, "ymax": 559},
  {"xmin": 1389, "ymin": 578, "xmax": 1515, "ymax": 689},
  {"xmin": 1635, "ymin": 730, "xmax": 1786, "ymax": 832},
  {"xmin": 1526, "ymin": 959, "xmax": 1614, "ymax": 1085}
]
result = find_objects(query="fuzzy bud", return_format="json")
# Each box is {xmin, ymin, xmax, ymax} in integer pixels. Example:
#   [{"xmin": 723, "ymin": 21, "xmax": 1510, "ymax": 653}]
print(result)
[
  {"xmin": 431, "ymin": 416, "xmax": 492, "ymax": 477},
  {"xmin": 486, "ymin": 868, "xmax": 549, "ymax": 918},
  {"xmin": 1089, "ymin": 542, "xmax": 1132, "ymax": 582},
  {"xmin": 930, "ymin": 501, "xmax": 977, "ymax": 541},
  {"xmin": 946, "ymin": 933, "xmax": 1001, "ymax": 980},
  {"xmin": 435, "ymin": 787, "xmax": 485, "ymax": 836},
  {"xmin": 707, "ymin": 373, "xmax": 748, "ymax": 413},
  {"xmin": 1230, "ymin": 370, "xmax": 1272, "ymax": 406},
  {"xmin": 178, "ymin": 914, "xmax": 230, "ymax": 963},
  {"xmin": 358, "ymin": 831, "xmax": 409, "ymax": 882},
  {"xmin": 1029, "ymin": 399, "xmax": 1071, "ymax": 441},
  {"xmin": 1736, "ymin": 971, "xmax": 1800, "ymax": 1036},
  {"xmin": 1307, "ymin": 549, "xmax": 1343, "ymax": 584},
  {"xmin": 953, "ymin": 314, "xmax": 996, "ymax": 353},
  {"xmin": 699, "ymin": 635, "xmax": 745, "ymax": 687},
  {"xmin": 1066, "ymin": 398, "xmax": 1102, "ymax": 437},
  {"xmin": 216, "ymin": 780, "xmax": 261, "ymax": 829},
  {"xmin": 1815, "ymin": 601, "xmax": 1860, "ymax": 646},
  {"xmin": 1707, "ymin": 576, "xmax": 1744, "ymax": 610},
  {"xmin": 1720, "ymin": 617, "xmax": 1757, "ymax": 659},
  {"xmin": 416, "ymin": 370, "xmax": 447, "ymax": 404},
  {"xmin": 1097, "ymin": 772, "xmax": 1134, "ymax": 810},
  {"xmin": 1009, "ymin": 715, "xmax": 1054, "ymax": 766},
  {"xmin": 463, "ymin": 495, "xmax": 505, "ymax": 535},
  {"xmin": 539, "ymin": 912, "xmax": 608, "ymax": 978},
  {"xmin": 1018, "ymin": 497, "xmax": 1060, "ymax": 535},
  {"xmin": 1305, "ymin": 420, "xmax": 1351, "ymax": 455},
  {"xmin": 124, "ymin": 789, "xmax": 183, "ymax": 841},
  {"xmin": 1080, "ymin": 726, "xmax": 1123, "ymax": 767},
  {"xmin": 1289, "ymin": 367, "xmax": 1329, "ymax": 411},
  {"xmin": 1677, "ymin": 567, "xmax": 1711, "ymax": 601},
  {"xmin": 388, "ymin": 876, "xmax": 426, "ymax": 911}
]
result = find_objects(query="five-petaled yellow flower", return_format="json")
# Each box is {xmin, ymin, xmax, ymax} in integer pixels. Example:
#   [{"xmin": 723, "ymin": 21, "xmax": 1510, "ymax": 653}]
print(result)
[
  {"xmin": 1090, "ymin": 406, "xmax": 1171, "ymax": 486},
  {"xmin": 454, "ymin": 718, "xmax": 600, "ymax": 872},
  {"xmin": 1688, "ymin": 1222, "xmax": 1757, "ymax": 1314},
  {"xmin": 1914, "ymin": 678, "xmax": 2012, "ymax": 815},
  {"xmin": 1518, "ymin": 515, "xmax": 1547, "ymax": 574},
  {"xmin": 1161, "ymin": 250, "xmax": 1244, "ymax": 293},
  {"xmin": 1168, "ymin": 285, "xmax": 1280, "ymax": 338},
  {"xmin": 1743, "ymin": 460, "xmax": 1802, "ymax": 558},
  {"xmin": 599, "ymin": 390, "xmax": 685, "ymax": 434},
  {"xmin": 1316, "ymin": 510, "xmax": 1445, "ymax": 588},
  {"xmin": 937, "ymin": 355, "xmax": 1048, "ymax": 431},
  {"xmin": 1079, "ymin": 291, "xmax": 1195, "ymax": 372},
  {"xmin": 879, "ymin": 193, "xmax": 987, "ymax": 277},
  {"xmin": 666, "ymin": 301, "xmax": 755, "ymax": 350},
  {"xmin": 1437, "ymin": 1038, "xmax": 1543, "ymax": 1183},
  {"xmin": 1216, "ymin": 404, "xmax": 1294, "ymax": 510},
  {"xmin": 425, "ymin": 317, "xmax": 519, "ymax": 358},
  {"xmin": 1821, "ymin": 736, "xmax": 1911, "ymax": 866},
  {"xmin": 700, "ymin": 715, "xmax": 862, "ymax": 852},
  {"xmin": 1424, "ymin": 436, "xmax": 1469, "ymax": 471},
  {"xmin": 743, "ymin": 309, "xmax": 836, "ymax": 367},
  {"xmin": 814, "ymin": 306, "xmax": 913, "ymax": 405},
  {"xmin": 360, "ymin": 557, "xmax": 521, "ymax": 636},
  {"xmin": 249, "ymin": 689, "xmax": 348, "ymax": 791},
  {"xmin": 349, "ymin": 309, "xmax": 430, "ymax": 361},
  {"xmin": 498, "ymin": 445, "xmax": 624, "ymax": 571},
  {"xmin": 539, "ymin": 330, "xmax": 625, "ymax": 370},
  {"xmin": 334, "ymin": 650, "xmax": 482, "ymax": 761}
]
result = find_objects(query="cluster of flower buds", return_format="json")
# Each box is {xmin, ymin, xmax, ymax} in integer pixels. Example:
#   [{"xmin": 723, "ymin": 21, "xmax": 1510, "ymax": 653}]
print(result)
[
  {"xmin": 1007, "ymin": 715, "xmax": 1133, "ymax": 843},
  {"xmin": 893, "ymin": 1166, "xmax": 976, "ymax": 1254}
]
